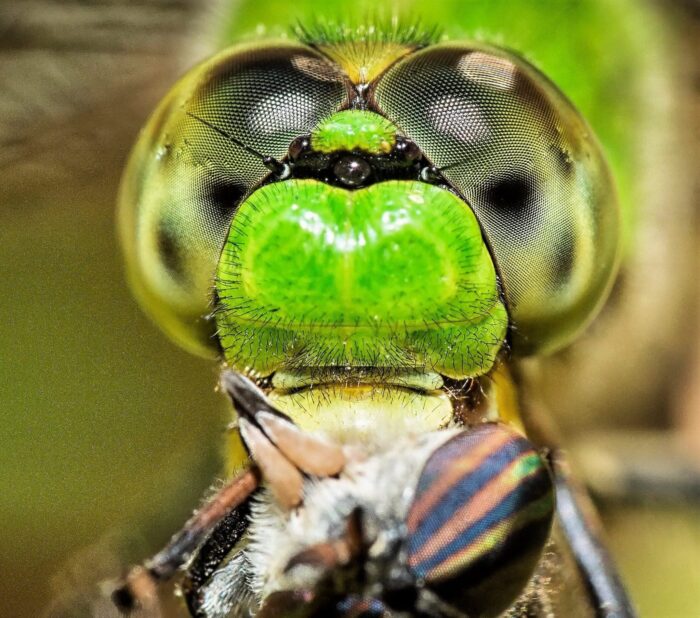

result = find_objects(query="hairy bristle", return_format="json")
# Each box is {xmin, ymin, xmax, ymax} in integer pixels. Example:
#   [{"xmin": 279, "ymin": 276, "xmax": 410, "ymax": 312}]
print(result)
[{"xmin": 294, "ymin": 18, "xmax": 441, "ymax": 49}]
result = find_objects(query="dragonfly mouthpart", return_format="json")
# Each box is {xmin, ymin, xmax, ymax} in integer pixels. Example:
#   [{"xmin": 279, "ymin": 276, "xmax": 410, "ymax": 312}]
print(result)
[
  {"xmin": 270, "ymin": 367, "xmax": 445, "ymax": 391},
  {"xmin": 223, "ymin": 364, "xmax": 517, "ymax": 452}
]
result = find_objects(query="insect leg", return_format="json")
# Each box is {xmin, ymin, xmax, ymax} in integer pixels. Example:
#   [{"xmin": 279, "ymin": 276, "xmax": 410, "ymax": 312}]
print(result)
[
  {"xmin": 180, "ymin": 500, "xmax": 253, "ymax": 618},
  {"xmin": 551, "ymin": 450, "xmax": 637, "ymax": 618},
  {"xmin": 112, "ymin": 466, "xmax": 260, "ymax": 613},
  {"xmin": 220, "ymin": 370, "xmax": 346, "ymax": 510}
]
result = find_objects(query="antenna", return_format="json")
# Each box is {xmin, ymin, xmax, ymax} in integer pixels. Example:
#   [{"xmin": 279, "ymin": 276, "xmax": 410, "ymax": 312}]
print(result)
[{"xmin": 185, "ymin": 111, "xmax": 290, "ymax": 177}]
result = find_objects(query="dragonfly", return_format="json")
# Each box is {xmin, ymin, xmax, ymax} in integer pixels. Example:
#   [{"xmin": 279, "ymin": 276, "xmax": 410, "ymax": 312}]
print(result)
[{"xmin": 30, "ymin": 1, "xmax": 696, "ymax": 617}]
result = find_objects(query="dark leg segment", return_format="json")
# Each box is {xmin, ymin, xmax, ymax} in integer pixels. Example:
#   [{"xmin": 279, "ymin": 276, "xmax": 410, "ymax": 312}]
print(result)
[
  {"xmin": 181, "ymin": 499, "xmax": 252, "ymax": 617},
  {"xmin": 112, "ymin": 466, "xmax": 260, "ymax": 614},
  {"xmin": 551, "ymin": 450, "xmax": 637, "ymax": 618}
]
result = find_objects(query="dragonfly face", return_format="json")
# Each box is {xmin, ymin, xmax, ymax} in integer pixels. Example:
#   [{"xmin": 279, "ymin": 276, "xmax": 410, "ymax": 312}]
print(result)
[
  {"xmin": 120, "ymin": 36, "xmax": 619, "ymax": 369},
  {"xmin": 117, "ymin": 25, "xmax": 623, "ymax": 618}
]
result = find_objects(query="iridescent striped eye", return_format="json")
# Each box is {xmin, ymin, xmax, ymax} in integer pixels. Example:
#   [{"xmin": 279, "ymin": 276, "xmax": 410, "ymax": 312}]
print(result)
[{"xmin": 406, "ymin": 424, "xmax": 555, "ymax": 617}]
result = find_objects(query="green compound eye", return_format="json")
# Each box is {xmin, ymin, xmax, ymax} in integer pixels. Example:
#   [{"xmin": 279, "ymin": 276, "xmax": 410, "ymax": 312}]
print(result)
[
  {"xmin": 372, "ymin": 44, "xmax": 620, "ymax": 355},
  {"xmin": 119, "ymin": 43, "xmax": 349, "ymax": 356}
]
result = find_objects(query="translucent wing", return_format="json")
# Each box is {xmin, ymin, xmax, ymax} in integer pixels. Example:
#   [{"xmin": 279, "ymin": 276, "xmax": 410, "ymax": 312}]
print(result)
[{"xmin": 43, "ymin": 535, "xmax": 168, "ymax": 618}]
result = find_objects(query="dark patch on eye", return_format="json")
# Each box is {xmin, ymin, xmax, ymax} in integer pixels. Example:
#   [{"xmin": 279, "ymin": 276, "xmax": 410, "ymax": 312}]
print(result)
[
  {"xmin": 206, "ymin": 181, "xmax": 247, "ymax": 220},
  {"xmin": 550, "ymin": 144, "xmax": 574, "ymax": 174},
  {"xmin": 483, "ymin": 173, "xmax": 535, "ymax": 217},
  {"xmin": 157, "ymin": 223, "xmax": 186, "ymax": 282},
  {"xmin": 551, "ymin": 226, "xmax": 575, "ymax": 287}
]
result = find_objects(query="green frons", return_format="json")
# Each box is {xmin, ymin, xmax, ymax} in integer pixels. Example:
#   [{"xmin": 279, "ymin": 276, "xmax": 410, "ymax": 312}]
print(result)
[{"xmin": 311, "ymin": 110, "xmax": 399, "ymax": 154}]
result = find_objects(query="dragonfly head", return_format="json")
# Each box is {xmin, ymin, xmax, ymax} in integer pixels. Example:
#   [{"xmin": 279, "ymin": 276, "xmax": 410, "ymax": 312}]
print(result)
[{"xmin": 119, "ymin": 40, "xmax": 619, "ymax": 374}]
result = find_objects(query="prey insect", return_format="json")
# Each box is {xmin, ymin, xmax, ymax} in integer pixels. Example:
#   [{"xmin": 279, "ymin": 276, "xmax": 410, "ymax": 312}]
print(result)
[{"xmin": 112, "ymin": 15, "xmax": 635, "ymax": 618}]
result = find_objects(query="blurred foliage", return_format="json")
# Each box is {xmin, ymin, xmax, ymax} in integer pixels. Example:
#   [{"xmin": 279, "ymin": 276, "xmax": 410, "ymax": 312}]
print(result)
[{"xmin": 603, "ymin": 503, "xmax": 700, "ymax": 617}]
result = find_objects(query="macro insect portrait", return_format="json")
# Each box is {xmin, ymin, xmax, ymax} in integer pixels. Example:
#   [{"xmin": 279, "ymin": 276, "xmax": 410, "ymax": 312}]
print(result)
[{"xmin": 1, "ymin": 1, "xmax": 698, "ymax": 618}]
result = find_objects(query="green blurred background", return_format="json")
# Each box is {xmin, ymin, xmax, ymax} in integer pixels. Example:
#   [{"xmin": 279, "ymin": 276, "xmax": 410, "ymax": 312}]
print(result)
[{"xmin": 0, "ymin": 1, "xmax": 698, "ymax": 617}]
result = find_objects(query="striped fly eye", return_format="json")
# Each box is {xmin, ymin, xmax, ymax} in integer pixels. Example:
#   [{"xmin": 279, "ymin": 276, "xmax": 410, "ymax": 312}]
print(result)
[{"xmin": 406, "ymin": 425, "xmax": 555, "ymax": 617}]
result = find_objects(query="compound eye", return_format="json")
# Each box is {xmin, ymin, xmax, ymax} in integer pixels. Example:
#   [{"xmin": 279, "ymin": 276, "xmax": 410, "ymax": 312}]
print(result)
[
  {"xmin": 373, "ymin": 44, "xmax": 620, "ymax": 354},
  {"xmin": 119, "ymin": 43, "xmax": 349, "ymax": 355},
  {"xmin": 406, "ymin": 424, "xmax": 554, "ymax": 617}
]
